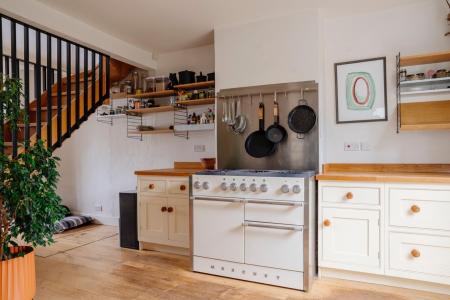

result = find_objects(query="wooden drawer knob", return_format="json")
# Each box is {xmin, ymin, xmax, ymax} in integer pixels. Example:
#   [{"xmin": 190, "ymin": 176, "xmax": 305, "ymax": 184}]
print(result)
[
  {"xmin": 148, "ymin": 183, "xmax": 155, "ymax": 190},
  {"xmin": 323, "ymin": 219, "xmax": 331, "ymax": 227},
  {"xmin": 410, "ymin": 205, "xmax": 420, "ymax": 213},
  {"xmin": 161, "ymin": 206, "xmax": 167, "ymax": 212},
  {"xmin": 180, "ymin": 184, "xmax": 186, "ymax": 191},
  {"xmin": 345, "ymin": 192, "xmax": 353, "ymax": 200},
  {"xmin": 410, "ymin": 249, "xmax": 421, "ymax": 258},
  {"xmin": 167, "ymin": 207, "xmax": 174, "ymax": 213}
]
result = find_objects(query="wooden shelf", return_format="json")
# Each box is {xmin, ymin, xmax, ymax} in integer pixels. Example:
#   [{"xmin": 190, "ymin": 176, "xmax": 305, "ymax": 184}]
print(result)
[
  {"xmin": 128, "ymin": 90, "xmax": 176, "ymax": 99},
  {"xmin": 400, "ymin": 51, "xmax": 450, "ymax": 67},
  {"xmin": 174, "ymin": 81, "xmax": 215, "ymax": 90},
  {"xmin": 129, "ymin": 129, "xmax": 174, "ymax": 135},
  {"xmin": 111, "ymin": 92, "xmax": 129, "ymax": 100},
  {"xmin": 400, "ymin": 99, "xmax": 450, "ymax": 131},
  {"xmin": 400, "ymin": 77, "xmax": 450, "ymax": 86},
  {"xmin": 175, "ymin": 98, "xmax": 215, "ymax": 106},
  {"xmin": 126, "ymin": 105, "xmax": 174, "ymax": 115},
  {"xmin": 401, "ymin": 88, "xmax": 450, "ymax": 96}
]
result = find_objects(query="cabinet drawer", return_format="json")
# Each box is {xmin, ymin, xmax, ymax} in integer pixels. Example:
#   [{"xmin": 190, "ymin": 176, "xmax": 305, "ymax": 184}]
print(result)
[
  {"xmin": 388, "ymin": 232, "xmax": 450, "ymax": 283},
  {"xmin": 389, "ymin": 188, "xmax": 450, "ymax": 231},
  {"xmin": 139, "ymin": 178, "xmax": 166, "ymax": 194},
  {"xmin": 245, "ymin": 201, "xmax": 304, "ymax": 225},
  {"xmin": 167, "ymin": 180, "xmax": 189, "ymax": 196},
  {"xmin": 322, "ymin": 184, "xmax": 381, "ymax": 206}
]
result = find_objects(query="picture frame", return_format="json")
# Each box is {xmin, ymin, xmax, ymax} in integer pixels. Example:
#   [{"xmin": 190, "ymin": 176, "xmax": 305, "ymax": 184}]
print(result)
[{"xmin": 334, "ymin": 57, "xmax": 387, "ymax": 123}]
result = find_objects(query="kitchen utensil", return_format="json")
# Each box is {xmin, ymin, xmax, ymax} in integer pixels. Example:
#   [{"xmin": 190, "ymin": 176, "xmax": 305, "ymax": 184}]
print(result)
[
  {"xmin": 232, "ymin": 97, "xmax": 247, "ymax": 134},
  {"xmin": 266, "ymin": 92, "xmax": 287, "ymax": 143},
  {"xmin": 288, "ymin": 89, "xmax": 317, "ymax": 139},
  {"xmin": 245, "ymin": 102, "xmax": 276, "ymax": 158},
  {"xmin": 435, "ymin": 69, "xmax": 448, "ymax": 78},
  {"xmin": 228, "ymin": 98, "xmax": 236, "ymax": 126},
  {"xmin": 178, "ymin": 70, "xmax": 195, "ymax": 84},
  {"xmin": 207, "ymin": 72, "xmax": 215, "ymax": 81},
  {"xmin": 196, "ymin": 72, "xmax": 207, "ymax": 82}
]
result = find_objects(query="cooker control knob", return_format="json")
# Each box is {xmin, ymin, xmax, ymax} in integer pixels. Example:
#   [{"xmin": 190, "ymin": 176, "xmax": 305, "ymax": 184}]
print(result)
[
  {"xmin": 249, "ymin": 183, "xmax": 257, "ymax": 192},
  {"xmin": 230, "ymin": 183, "xmax": 237, "ymax": 191},
  {"xmin": 240, "ymin": 183, "xmax": 247, "ymax": 191},
  {"xmin": 220, "ymin": 182, "xmax": 228, "ymax": 191},
  {"xmin": 202, "ymin": 182, "xmax": 210, "ymax": 190},
  {"xmin": 281, "ymin": 184, "xmax": 290, "ymax": 193},
  {"xmin": 194, "ymin": 181, "xmax": 201, "ymax": 189},
  {"xmin": 292, "ymin": 185, "xmax": 301, "ymax": 194},
  {"xmin": 260, "ymin": 184, "xmax": 268, "ymax": 193}
]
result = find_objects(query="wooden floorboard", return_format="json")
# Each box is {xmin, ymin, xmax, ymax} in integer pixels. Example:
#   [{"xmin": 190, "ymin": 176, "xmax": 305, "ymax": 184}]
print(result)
[{"xmin": 35, "ymin": 225, "xmax": 448, "ymax": 300}]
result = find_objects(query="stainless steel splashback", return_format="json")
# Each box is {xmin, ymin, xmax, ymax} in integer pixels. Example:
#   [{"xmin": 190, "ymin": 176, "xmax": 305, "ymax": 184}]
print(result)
[{"xmin": 217, "ymin": 81, "xmax": 319, "ymax": 171}]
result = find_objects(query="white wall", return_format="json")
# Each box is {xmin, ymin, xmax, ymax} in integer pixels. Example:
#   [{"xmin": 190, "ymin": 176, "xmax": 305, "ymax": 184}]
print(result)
[
  {"xmin": 214, "ymin": 0, "xmax": 450, "ymax": 164},
  {"xmin": 214, "ymin": 10, "xmax": 320, "ymax": 90},
  {"xmin": 322, "ymin": 0, "xmax": 450, "ymax": 163},
  {"xmin": 55, "ymin": 45, "xmax": 215, "ymax": 224}
]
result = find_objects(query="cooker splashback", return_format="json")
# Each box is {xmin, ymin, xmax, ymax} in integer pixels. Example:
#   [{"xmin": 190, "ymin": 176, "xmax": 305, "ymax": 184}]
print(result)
[{"xmin": 217, "ymin": 81, "xmax": 319, "ymax": 171}]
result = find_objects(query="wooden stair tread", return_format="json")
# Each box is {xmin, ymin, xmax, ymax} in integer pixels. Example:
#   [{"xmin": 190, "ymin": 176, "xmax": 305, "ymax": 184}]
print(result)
[{"xmin": 18, "ymin": 122, "xmax": 47, "ymax": 127}]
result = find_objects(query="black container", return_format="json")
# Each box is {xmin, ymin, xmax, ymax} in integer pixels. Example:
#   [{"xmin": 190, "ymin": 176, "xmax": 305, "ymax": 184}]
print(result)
[
  {"xmin": 207, "ymin": 72, "xmax": 215, "ymax": 81},
  {"xmin": 196, "ymin": 72, "xmax": 207, "ymax": 82},
  {"xmin": 178, "ymin": 70, "xmax": 195, "ymax": 84},
  {"xmin": 119, "ymin": 190, "xmax": 139, "ymax": 250}
]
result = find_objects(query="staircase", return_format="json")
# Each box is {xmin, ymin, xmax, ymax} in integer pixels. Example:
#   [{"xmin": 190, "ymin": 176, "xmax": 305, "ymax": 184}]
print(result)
[{"xmin": 0, "ymin": 13, "xmax": 112, "ymax": 157}]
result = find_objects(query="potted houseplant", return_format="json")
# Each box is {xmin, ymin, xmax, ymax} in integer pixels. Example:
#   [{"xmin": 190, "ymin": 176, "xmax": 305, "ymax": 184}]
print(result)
[{"xmin": 0, "ymin": 76, "xmax": 65, "ymax": 300}]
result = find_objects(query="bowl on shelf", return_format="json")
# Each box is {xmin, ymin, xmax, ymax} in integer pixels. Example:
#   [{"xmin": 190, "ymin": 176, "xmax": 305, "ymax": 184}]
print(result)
[{"xmin": 201, "ymin": 158, "xmax": 216, "ymax": 170}]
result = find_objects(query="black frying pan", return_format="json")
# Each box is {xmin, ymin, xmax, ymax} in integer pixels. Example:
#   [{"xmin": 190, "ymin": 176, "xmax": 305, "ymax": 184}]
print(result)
[
  {"xmin": 266, "ymin": 93, "xmax": 287, "ymax": 144},
  {"xmin": 245, "ymin": 103, "xmax": 276, "ymax": 158},
  {"xmin": 288, "ymin": 94, "xmax": 316, "ymax": 139}
]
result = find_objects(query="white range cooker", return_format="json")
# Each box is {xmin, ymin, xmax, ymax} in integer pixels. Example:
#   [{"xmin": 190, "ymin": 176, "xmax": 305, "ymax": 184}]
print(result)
[{"xmin": 190, "ymin": 169, "xmax": 316, "ymax": 291}]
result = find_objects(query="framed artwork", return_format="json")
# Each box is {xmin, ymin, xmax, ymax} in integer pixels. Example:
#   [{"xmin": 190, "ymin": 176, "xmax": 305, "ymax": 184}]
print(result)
[{"xmin": 334, "ymin": 57, "xmax": 387, "ymax": 123}]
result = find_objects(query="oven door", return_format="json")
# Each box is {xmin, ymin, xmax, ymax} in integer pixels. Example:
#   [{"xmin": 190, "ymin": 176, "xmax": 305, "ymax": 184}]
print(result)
[
  {"xmin": 244, "ymin": 221, "xmax": 304, "ymax": 271},
  {"xmin": 193, "ymin": 197, "xmax": 245, "ymax": 263}
]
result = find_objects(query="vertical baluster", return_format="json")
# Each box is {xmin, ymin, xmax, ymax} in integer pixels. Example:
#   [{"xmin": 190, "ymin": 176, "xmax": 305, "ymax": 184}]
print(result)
[
  {"xmin": 24, "ymin": 26, "xmax": 30, "ymax": 146},
  {"xmin": 75, "ymin": 45, "xmax": 80, "ymax": 127},
  {"xmin": 83, "ymin": 48, "xmax": 88, "ymax": 119},
  {"xmin": 35, "ymin": 31, "xmax": 41, "ymax": 139},
  {"xmin": 42, "ymin": 66, "xmax": 46, "ymax": 91},
  {"xmin": 11, "ymin": 21, "xmax": 17, "ymax": 157},
  {"xmin": 91, "ymin": 51, "xmax": 96, "ymax": 111},
  {"xmin": 46, "ymin": 34, "xmax": 52, "ymax": 148},
  {"xmin": 56, "ymin": 38, "xmax": 62, "ymax": 147},
  {"xmin": 66, "ymin": 42, "xmax": 72, "ymax": 137},
  {"xmin": 106, "ymin": 56, "xmax": 110, "ymax": 100},
  {"xmin": 99, "ymin": 54, "xmax": 103, "ymax": 101},
  {"xmin": 5, "ymin": 56, "xmax": 9, "ymax": 76}
]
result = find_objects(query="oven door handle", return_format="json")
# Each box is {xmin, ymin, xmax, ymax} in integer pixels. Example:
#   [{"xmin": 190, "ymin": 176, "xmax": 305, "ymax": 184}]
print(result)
[
  {"xmin": 247, "ymin": 200, "xmax": 302, "ymax": 207},
  {"xmin": 194, "ymin": 197, "xmax": 245, "ymax": 203},
  {"xmin": 243, "ymin": 221, "xmax": 303, "ymax": 232}
]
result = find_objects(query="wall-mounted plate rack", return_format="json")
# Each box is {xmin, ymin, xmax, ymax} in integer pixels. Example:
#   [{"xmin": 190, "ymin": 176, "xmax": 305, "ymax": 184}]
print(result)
[{"xmin": 396, "ymin": 51, "xmax": 450, "ymax": 132}]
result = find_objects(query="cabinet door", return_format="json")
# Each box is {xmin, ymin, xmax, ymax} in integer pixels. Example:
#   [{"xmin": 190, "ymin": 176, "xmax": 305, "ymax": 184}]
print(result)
[
  {"xmin": 167, "ymin": 197, "xmax": 189, "ymax": 248},
  {"xmin": 321, "ymin": 207, "xmax": 380, "ymax": 272},
  {"xmin": 138, "ymin": 195, "xmax": 168, "ymax": 244}
]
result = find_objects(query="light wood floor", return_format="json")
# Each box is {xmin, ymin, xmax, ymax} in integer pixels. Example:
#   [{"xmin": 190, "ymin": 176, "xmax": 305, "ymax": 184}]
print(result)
[{"xmin": 36, "ymin": 225, "xmax": 448, "ymax": 300}]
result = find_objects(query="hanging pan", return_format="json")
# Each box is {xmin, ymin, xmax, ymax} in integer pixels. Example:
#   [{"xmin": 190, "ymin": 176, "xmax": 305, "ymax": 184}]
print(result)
[
  {"xmin": 288, "ymin": 89, "xmax": 316, "ymax": 139},
  {"xmin": 245, "ymin": 102, "xmax": 276, "ymax": 158},
  {"xmin": 265, "ymin": 92, "xmax": 287, "ymax": 144}
]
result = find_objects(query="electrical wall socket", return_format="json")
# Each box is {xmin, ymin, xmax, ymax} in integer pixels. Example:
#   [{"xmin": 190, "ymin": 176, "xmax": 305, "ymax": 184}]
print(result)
[
  {"xmin": 94, "ymin": 205, "xmax": 102, "ymax": 212},
  {"xmin": 194, "ymin": 145, "xmax": 206, "ymax": 152},
  {"xmin": 344, "ymin": 142, "xmax": 360, "ymax": 151},
  {"xmin": 360, "ymin": 142, "xmax": 371, "ymax": 151}
]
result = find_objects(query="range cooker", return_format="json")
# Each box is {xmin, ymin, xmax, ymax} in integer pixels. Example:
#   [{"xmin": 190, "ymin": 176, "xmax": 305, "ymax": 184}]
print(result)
[{"xmin": 190, "ymin": 169, "xmax": 316, "ymax": 291}]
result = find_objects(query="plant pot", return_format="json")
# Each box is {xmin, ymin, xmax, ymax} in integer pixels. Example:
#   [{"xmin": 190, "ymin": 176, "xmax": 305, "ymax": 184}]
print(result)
[{"xmin": 0, "ymin": 246, "xmax": 36, "ymax": 300}]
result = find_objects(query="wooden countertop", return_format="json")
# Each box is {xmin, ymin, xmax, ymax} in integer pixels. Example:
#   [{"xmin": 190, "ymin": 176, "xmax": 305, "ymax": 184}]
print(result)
[
  {"xmin": 135, "ymin": 168, "xmax": 203, "ymax": 177},
  {"xmin": 135, "ymin": 161, "xmax": 206, "ymax": 177},
  {"xmin": 316, "ymin": 164, "xmax": 450, "ymax": 184}
]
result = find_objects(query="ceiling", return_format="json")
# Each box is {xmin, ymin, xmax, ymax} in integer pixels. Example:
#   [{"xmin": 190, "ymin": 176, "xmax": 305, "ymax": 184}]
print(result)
[{"xmin": 36, "ymin": 0, "xmax": 420, "ymax": 54}]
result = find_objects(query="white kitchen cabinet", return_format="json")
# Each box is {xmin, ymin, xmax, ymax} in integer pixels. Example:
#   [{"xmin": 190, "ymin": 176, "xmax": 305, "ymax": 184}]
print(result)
[
  {"xmin": 321, "ymin": 207, "xmax": 380, "ymax": 272},
  {"xmin": 137, "ymin": 176, "xmax": 190, "ymax": 251}
]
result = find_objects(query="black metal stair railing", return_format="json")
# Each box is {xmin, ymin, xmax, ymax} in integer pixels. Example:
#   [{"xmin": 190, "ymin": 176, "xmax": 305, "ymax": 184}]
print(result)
[{"xmin": 0, "ymin": 13, "xmax": 111, "ymax": 157}]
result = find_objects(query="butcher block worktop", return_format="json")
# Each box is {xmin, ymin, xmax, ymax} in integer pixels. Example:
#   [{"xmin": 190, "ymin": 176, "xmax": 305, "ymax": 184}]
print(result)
[
  {"xmin": 316, "ymin": 163, "xmax": 450, "ymax": 184},
  {"xmin": 135, "ymin": 161, "xmax": 205, "ymax": 177}
]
